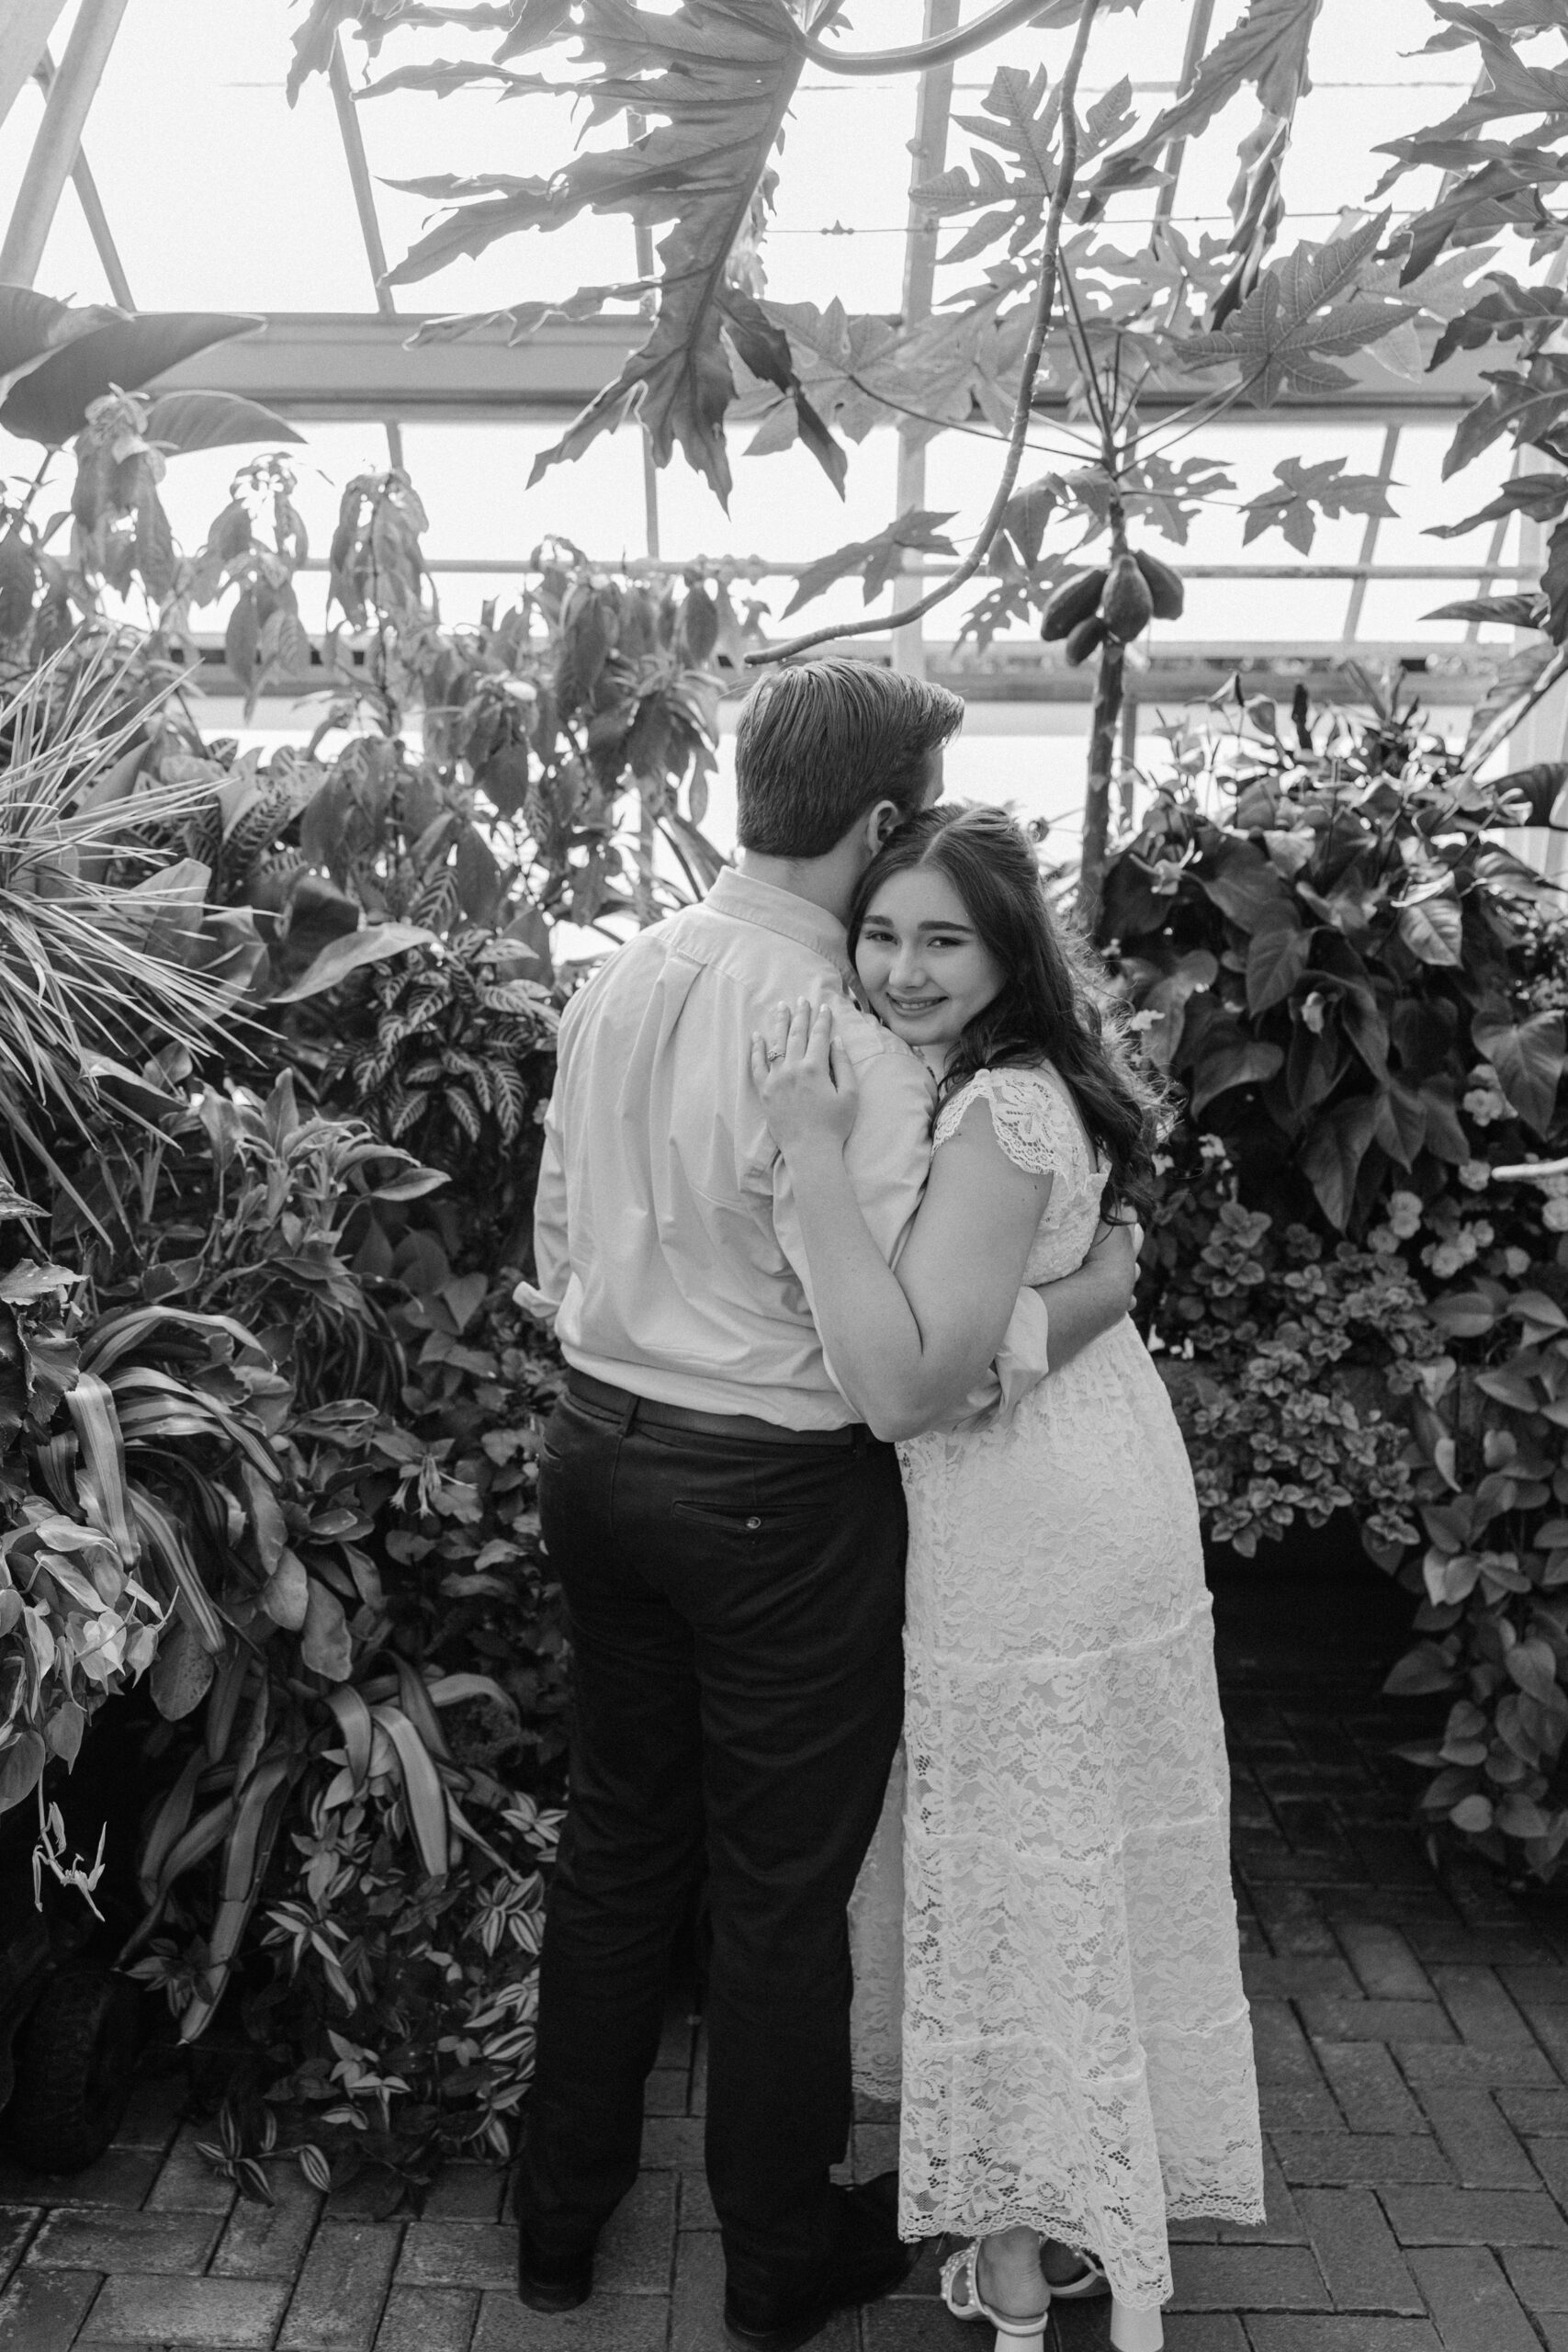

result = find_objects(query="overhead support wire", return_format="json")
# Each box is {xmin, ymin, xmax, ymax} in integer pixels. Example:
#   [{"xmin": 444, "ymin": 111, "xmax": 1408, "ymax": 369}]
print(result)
[
  {"xmin": 0, "ymin": 0, "xmax": 130, "ymax": 289},
  {"xmin": 327, "ymin": 33, "xmax": 404, "ymax": 472},
  {"xmin": 32, "ymin": 45, "xmax": 133, "ymax": 310}
]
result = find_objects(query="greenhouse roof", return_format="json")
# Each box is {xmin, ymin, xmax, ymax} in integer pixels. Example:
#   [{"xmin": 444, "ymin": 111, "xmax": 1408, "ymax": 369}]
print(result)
[{"xmin": 0, "ymin": 0, "xmax": 1562, "ymax": 846}]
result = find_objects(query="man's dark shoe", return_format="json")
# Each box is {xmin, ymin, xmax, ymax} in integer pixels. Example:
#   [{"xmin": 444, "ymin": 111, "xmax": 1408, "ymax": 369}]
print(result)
[
  {"xmin": 516, "ymin": 2233, "xmax": 594, "ymax": 2313},
  {"xmin": 723, "ymin": 2174, "xmax": 914, "ymax": 2352}
]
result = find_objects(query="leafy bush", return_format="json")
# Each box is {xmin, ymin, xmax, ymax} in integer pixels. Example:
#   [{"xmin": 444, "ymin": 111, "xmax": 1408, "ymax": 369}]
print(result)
[
  {"xmin": 1138, "ymin": 1135, "xmax": 1434, "ymax": 1559},
  {"xmin": 1102, "ymin": 683, "xmax": 1568, "ymax": 1879}
]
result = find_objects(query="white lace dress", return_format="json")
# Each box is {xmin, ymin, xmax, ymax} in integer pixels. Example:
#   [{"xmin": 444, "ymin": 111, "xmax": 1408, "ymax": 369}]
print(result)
[{"xmin": 849, "ymin": 1066, "xmax": 1263, "ymax": 2312}]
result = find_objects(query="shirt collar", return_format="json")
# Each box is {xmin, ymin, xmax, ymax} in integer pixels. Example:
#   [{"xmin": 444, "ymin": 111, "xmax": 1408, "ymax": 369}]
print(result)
[{"xmin": 705, "ymin": 866, "xmax": 853, "ymax": 983}]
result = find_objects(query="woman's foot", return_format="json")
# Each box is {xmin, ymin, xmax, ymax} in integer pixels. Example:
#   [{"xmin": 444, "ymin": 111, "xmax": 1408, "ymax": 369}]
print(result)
[
  {"xmin": 976, "ymin": 2228, "xmax": 1050, "ymax": 2325},
  {"xmin": 941, "ymin": 2236, "xmax": 1050, "ymax": 2339}
]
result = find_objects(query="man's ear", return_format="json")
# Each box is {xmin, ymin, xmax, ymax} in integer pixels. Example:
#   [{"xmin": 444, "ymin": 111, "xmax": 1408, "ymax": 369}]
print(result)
[{"xmin": 865, "ymin": 797, "xmax": 902, "ymax": 853}]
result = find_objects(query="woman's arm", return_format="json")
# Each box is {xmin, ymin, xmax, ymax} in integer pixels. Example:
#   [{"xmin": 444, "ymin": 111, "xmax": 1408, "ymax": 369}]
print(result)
[{"xmin": 753, "ymin": 1001, "xmax": 1055, "ymax": 1440}]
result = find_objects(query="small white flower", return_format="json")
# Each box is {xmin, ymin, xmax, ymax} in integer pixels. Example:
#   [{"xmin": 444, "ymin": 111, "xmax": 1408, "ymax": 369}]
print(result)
[
  {"xmin": 1387, "ymin": 1189, "xmax": 1424, "ymax": 1239},
  {"xmin": 1459, "ymin": 1160, "xmax": 1490, "ymax": 1193},
  {"xmin": 1545, "ymin": 1198, "xmax": 1568, "ymax": 1232},
  {"xmin": 1505, "ymin": 1248, "xmax": 1530, "ymax": 1277}
]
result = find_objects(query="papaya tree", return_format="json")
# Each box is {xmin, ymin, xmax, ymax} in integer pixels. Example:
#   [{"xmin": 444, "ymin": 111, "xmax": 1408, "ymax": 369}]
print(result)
[{"xmin": 284, "ymin": 0, "xmax": 1542, "ymax": 910}]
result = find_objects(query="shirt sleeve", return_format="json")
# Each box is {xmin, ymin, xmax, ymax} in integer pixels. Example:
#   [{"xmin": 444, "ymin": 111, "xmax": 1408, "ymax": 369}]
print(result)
[
  {"xmin": 529, "ymin": 1029, "xmax": 571, "ymax": 1310},
  {"xmin": 771, "ymin": 1014, "xmax": 933, "ymax": 1312}
]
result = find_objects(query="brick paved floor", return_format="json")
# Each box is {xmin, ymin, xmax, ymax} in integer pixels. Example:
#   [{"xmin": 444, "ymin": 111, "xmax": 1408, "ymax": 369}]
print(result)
[{"xmin": 6, "ymin": 1554, "xmax": 1568, "ymax": 2348}]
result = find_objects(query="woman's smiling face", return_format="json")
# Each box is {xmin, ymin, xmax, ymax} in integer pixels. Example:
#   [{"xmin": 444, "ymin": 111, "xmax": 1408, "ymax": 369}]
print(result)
[{"xmin": 854, "ymin": 865, "xmax": 1006, "ymax": 1053}]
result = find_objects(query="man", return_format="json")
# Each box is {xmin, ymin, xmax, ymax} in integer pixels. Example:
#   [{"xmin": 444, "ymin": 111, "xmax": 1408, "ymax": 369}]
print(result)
[{"xmin": 519, "ymin": 659, "xmax": 1137, "ymax": 2352}]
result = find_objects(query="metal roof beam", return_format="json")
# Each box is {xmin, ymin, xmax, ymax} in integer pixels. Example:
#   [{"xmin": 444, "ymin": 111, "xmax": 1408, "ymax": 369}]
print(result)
[
  {"xmin": 175, "ymin": 634, "xmax": 1520, "ymax": 712},
  {"xmin": 0, "ymin": 0, "xmax": 64, "ymax": 137},
  {"xmin": 0, "ymin": 0, "xmax": 129, "ymax": 288},
  {"xmin": 144, "ymin": 313, "xmax": 1500, "ymax": 425},
  {"xmin": 32, "ymin": 44, "xmax": 133, "ymax": 310}
]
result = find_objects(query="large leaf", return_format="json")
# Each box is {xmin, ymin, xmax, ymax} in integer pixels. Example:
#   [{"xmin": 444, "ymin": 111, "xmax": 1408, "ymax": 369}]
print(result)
[
  {"xmin": 1242, "ymin": 457, "xmax": 1395, "ymax": 556},
  {"xmin": 1089, "ymin": 0, "xmax": 1324, "ymax": 209},
  {"xmin": 367, "ymin": 0, "xmax": 819, "ymax": 507},
  {"xmin": 1371, "ymin": 1080, "xmax": 1428, "ymax": 1170},
  {"xmin": 1301, "ymin": 1092, "xmax": 1380, "ymax": 1229},
  {"xmin": 0, "ymin": 311, "xmax": 263, "ymax": 447},
  {"xmin": 1427, "ymin": 473, "xmax": 1568, "ymax": 539},
  {"xmin": 300, "ymin": 1579, "xmax": 353, "ymax": 1681},
  {"xmin": 0, "ymin": 1729, "xmax": 47, "ymax": 1815},
  {"xmin": 141, "ymin": 391, "xmax": 304, "ymax": 456},
  {"xmin": 269, "ymin": 921, "xmax": 438, "ymax": 1004},
  {"xmin": 1246, "ymin": 910, "xmax": 1312, "ymax": 1012},
  {"xmin": 1389, "ymin": 158, "xmax": 1565, "ymax": 288},
  {"xmin": 1441, "ymin": 355, "xmax": 1568, "ymax": 481},
  {"xmin": 1475, "ymin": 1008, "xmax": 1566, "ymax": 1136},
  {"xmin": 1199, "ymin": 842, "xmax": 1290, "ymax": 931},
  {"xmin": 781, "ymin": 510, "xmax": 958, "ymax": 618},
  {"xmin": 1189, "ymin": 1038, "xmax": 1285, "ymax": 1115},
  {"xmin": 1424, "ymin": 3, "xmax": 1568, "ymax": 49},
  {"xmin": 0, "ymin": 288, "xmax": 114, "ymax": 410},
  {"xmin": 1397, "ymin": 889, "xmax": 1463, "ymax": 966},
  {"xmin": 1176, "ymin": 214, "xmax": 1416, "ymax": 405},
  {"xmin": 375, "ymin": 1701, "xmax": 449, "ymax": 1878},
  {"xmin": 1430, "ymin": 274, "xmax": 1568, "ymax": 370}
]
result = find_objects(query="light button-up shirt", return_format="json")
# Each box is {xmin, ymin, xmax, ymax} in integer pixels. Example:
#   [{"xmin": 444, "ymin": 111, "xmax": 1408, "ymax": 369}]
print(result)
[{"xmin": 531, "ymin": 868, "xmax": 935, "ymax": 1429}]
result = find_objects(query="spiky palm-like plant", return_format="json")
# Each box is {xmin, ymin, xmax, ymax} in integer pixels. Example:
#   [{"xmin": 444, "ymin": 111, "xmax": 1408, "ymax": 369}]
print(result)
[{"xmin": 0, "ymin": 637, "xmax": 258, "ymax": 1213}]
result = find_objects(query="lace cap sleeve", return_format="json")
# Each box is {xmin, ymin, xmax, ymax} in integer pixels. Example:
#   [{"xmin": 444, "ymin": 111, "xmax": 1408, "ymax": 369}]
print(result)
[{"xmin": 931, "ymin": 1066, "xmax": 1076, "ymax": 1177}]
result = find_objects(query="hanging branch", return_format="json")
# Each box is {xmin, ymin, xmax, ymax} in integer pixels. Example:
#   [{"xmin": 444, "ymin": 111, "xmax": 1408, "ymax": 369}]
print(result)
[
  {"xmin": 746, "ymin": 0, "xmax": 1101, "ymax": 667},
  {"xmin": 795, "ymin": 0, "xmax": 1076, "ymax": 75},
  {"xmin": 1461, "ymin": 643, "xmax": 1568, "ymax": 779}
]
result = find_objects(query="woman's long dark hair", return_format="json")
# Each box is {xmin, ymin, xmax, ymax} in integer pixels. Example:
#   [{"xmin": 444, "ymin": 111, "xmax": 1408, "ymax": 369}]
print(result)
[{"xmin": 847, "ymin": 803, "xmax": 1167, "ymax": 1216}]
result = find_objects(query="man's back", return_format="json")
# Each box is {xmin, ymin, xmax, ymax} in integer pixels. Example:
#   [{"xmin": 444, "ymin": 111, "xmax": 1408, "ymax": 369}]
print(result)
[{"xmin": 533, "ymin": 868, "xmax": 931, "ymax": 1429}]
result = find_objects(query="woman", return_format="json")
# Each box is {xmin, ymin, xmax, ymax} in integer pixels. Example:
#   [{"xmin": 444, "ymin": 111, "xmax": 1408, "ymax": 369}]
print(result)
[{"xmin": 751, "ymin": 806, "xmax": 1262, "ymax": 2352}]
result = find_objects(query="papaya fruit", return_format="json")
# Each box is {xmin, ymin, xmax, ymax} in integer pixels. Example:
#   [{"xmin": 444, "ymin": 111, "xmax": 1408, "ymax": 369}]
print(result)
[
  {"xmin": 1063, "ymin": 614, "xmax": 1107, "ymax": 666},
  {"xmin": 1134, "ymin": 548, "xmax": 1185, "ymax": 620},
  {"xmin": 1101, "ymin": 550, "xmax": 1155, "ymax": 641},
  {"xmin": 1039, "ymin": 566, "xmax": 1107, "ymax": 641}
]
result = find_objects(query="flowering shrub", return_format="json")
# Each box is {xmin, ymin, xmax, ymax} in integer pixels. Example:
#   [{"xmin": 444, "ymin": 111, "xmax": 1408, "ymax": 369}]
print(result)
[{"xmin": 1138, "ymin": 1137, "xmax": 1434, "ymax": 1557}]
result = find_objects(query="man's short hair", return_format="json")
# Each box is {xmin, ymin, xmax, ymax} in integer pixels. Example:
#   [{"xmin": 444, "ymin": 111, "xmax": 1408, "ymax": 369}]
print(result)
[{"xmin": 734, "ymin": 659, "xmax": 964, "ymax": 860}]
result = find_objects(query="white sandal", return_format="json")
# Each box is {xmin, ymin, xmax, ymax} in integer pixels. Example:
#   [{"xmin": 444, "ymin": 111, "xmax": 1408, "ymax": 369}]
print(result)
[
  {"xmin": 940, "ymin": 2242, "xmax": 1050, "ymax": 2351},
  {"xmin": 1046, "ymin": 2245, "xmax": 1110, "ymax": 2300}
]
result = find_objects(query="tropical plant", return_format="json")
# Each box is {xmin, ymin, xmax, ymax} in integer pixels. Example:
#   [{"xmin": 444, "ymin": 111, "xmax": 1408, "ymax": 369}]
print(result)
[
  {"xmin": 1136, "ymin": 1133, "xmax": 1435, "ymax": 1560},
  {"xmin": 287, "ymin": 0, "xmax": 1545, "ymax": 894},
  {"xmin": 1361, "ymin": 0, "xmax": 1568, "ymax": 731},
  {"xmin": 1099, "ymin": 680, "xmax": 1568, "ymax": 1881},
  {"xmin": 0, "ymin": 641, "xmax": 268, "ymax": 1219},
  {"xmin": 103, "ymin": 1077, "xmax": 571, "ymax": 2179},
  {"xmin": 0, "ymin": 287, "xmax": 300, "ymax": 655},
  {"xmin": 0, "ymin": 1258, "xmax": 291, "ymax": 1819}
]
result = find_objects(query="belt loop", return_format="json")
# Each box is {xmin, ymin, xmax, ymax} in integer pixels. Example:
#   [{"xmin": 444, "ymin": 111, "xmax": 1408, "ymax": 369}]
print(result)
[{"xmin": 619, "ymin": 1390, "xmax": 640, "ymax": 1435}]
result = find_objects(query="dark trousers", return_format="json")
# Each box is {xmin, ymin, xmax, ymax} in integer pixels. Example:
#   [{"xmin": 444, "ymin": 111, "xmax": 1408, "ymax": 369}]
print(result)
[{"xmin": 517, "ymin": 1380, "xmax": 907, "ymax": 2306}]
